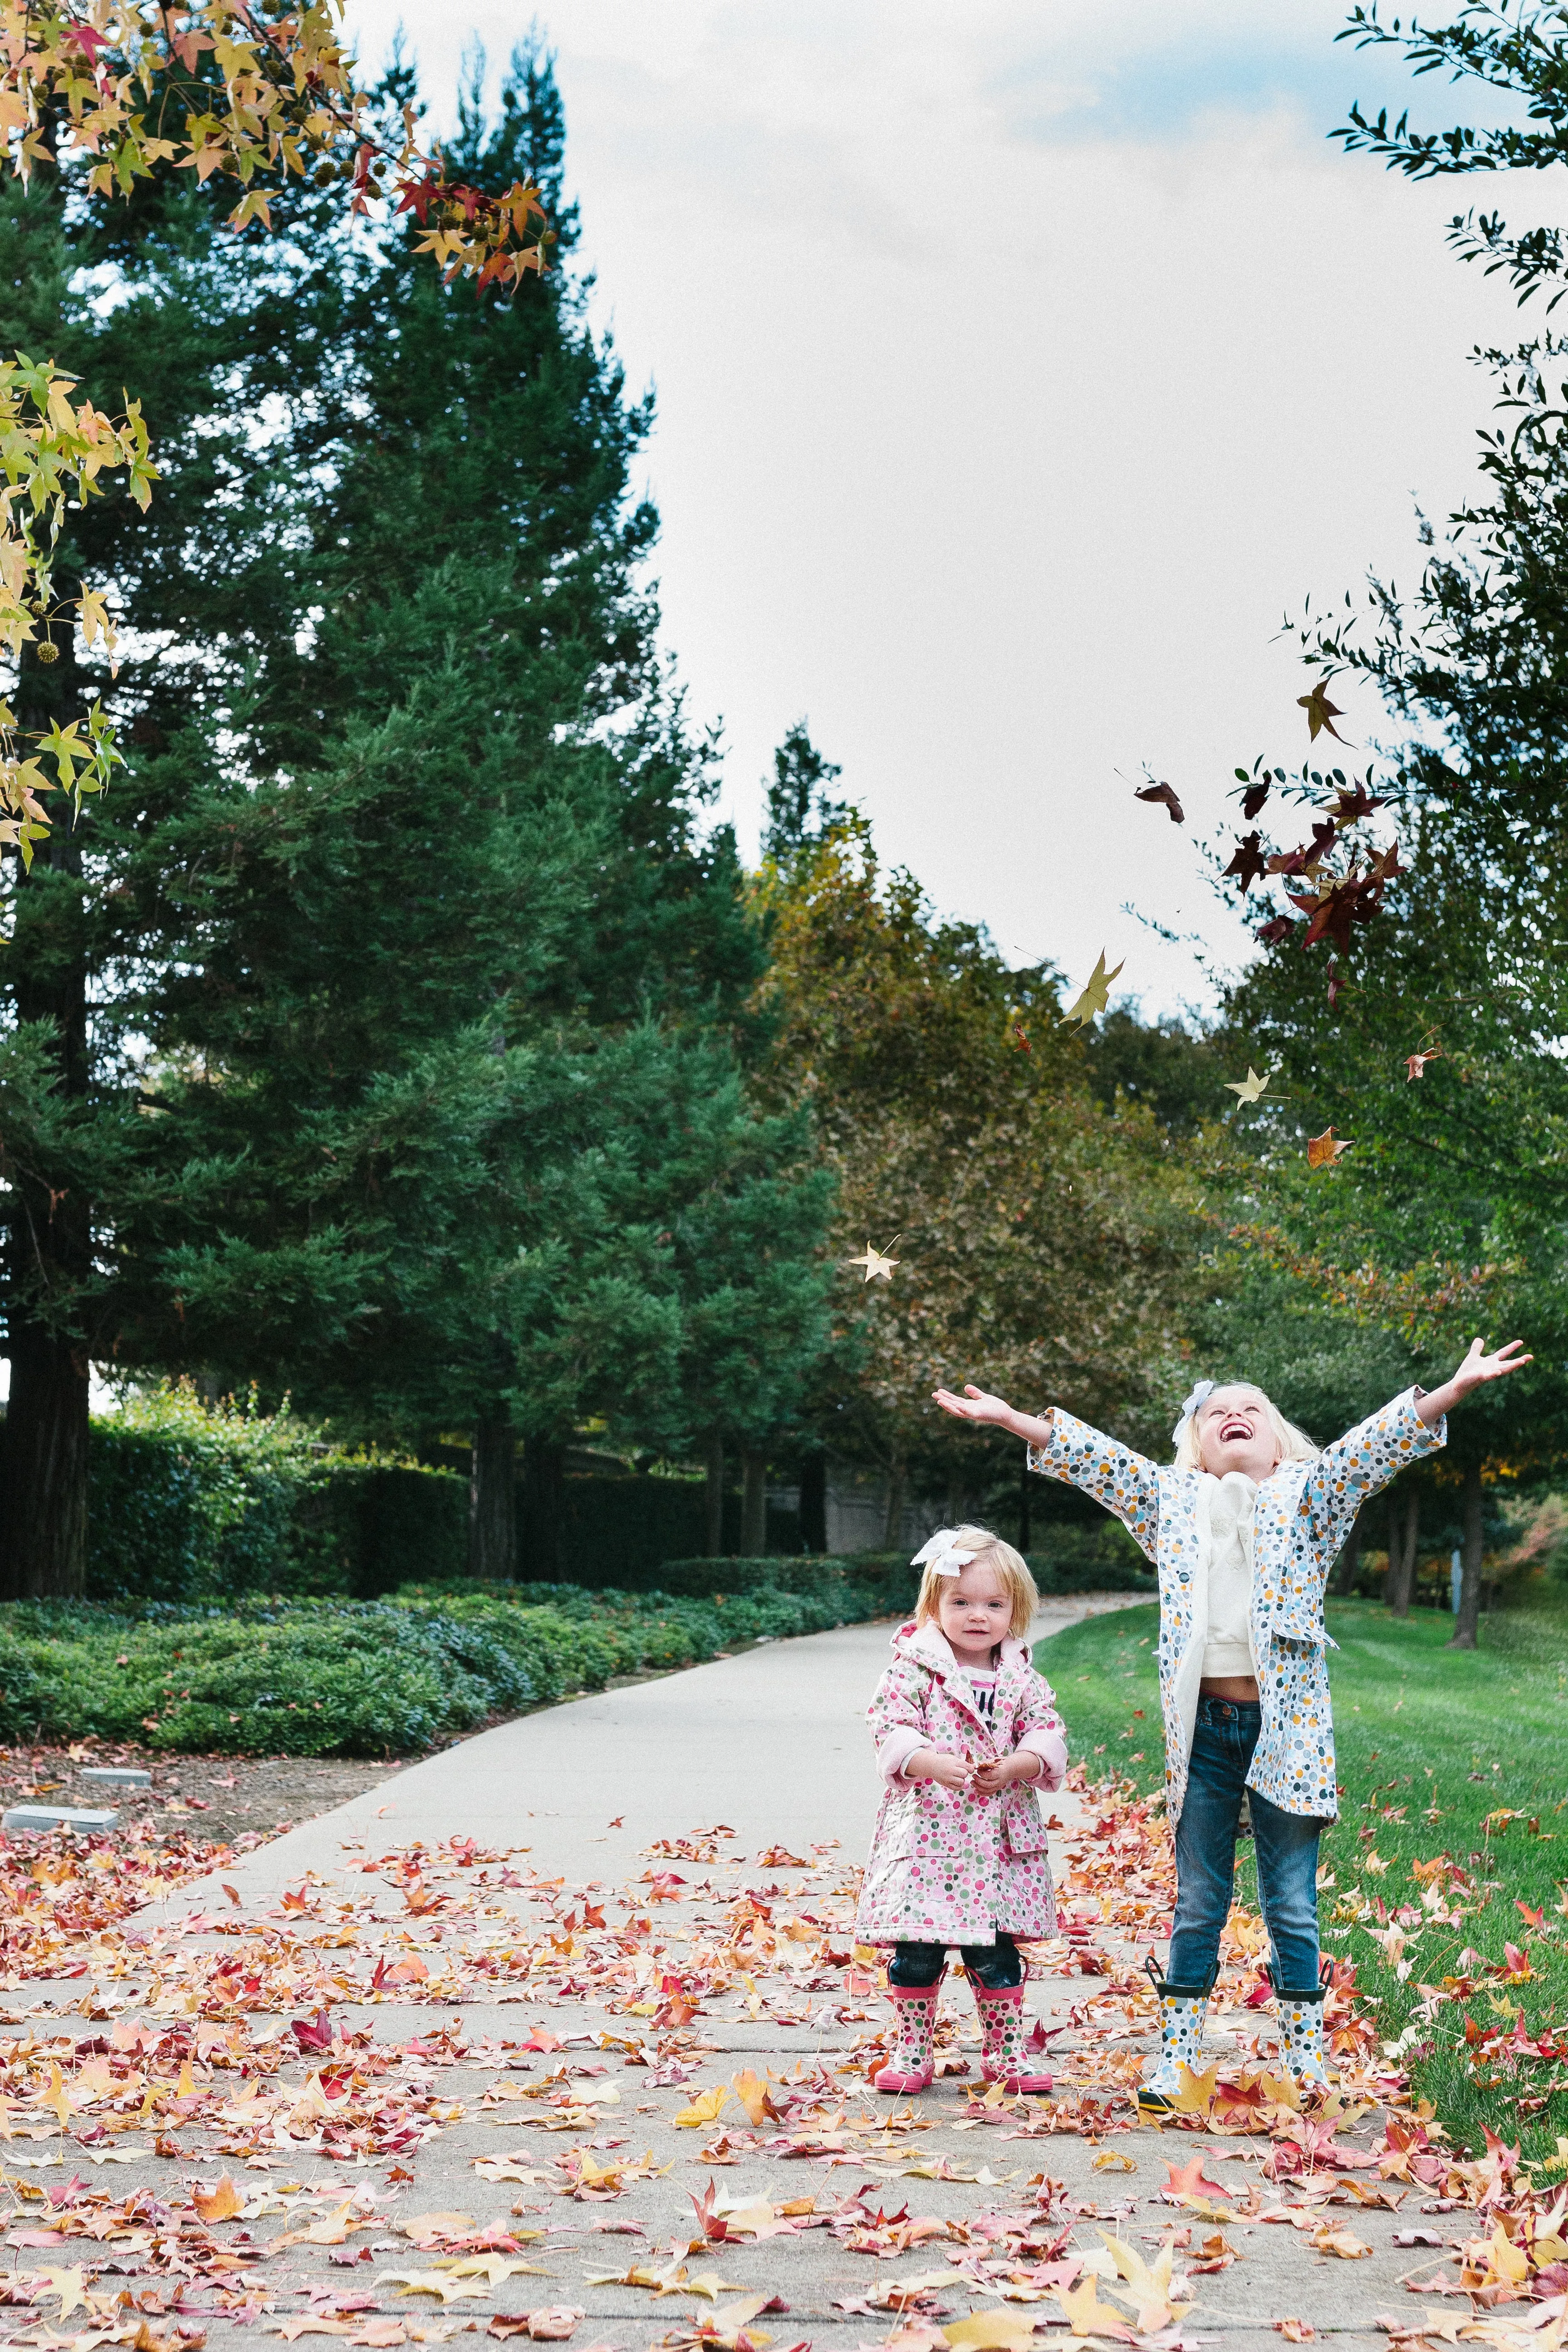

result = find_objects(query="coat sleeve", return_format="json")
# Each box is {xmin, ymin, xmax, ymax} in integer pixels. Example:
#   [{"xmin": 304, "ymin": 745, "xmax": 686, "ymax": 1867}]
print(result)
[
  {"xmin": 867, "ymin": 1654, "xmax": 936, "ymax": 1784},
  {"xmin": 1026, "ymin": 1407, "xmax": 1161, "ymax": 1563},
  {"xmin": 1014, "ymin": 1667, "xmax": 1068, "ymax": 1789},
  {"xmin": 1294, "ymin": 1386, "xmax": 1447, "ymax": 1578}
]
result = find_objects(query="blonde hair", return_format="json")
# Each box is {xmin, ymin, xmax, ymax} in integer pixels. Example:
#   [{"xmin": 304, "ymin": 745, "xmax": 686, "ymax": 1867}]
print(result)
[
  {"xmin": 1171, "ymin": 1382, "xmax": 1319, "ymax": 1475},
  {"xmin": 915, "ymin": 1525, "xmax": 1039, "ymax": 1640}
]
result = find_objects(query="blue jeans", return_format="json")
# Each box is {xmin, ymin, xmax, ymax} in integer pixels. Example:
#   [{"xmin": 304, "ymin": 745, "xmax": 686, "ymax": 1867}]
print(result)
[{"xmin": 1168, "ymin": 1697, "xmax": 1322, "ymax": 1995}]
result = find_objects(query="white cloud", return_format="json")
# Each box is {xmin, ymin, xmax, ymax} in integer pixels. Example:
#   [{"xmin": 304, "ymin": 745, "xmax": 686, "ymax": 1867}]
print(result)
[{"xmin": 346, "ymin": 0, "xmax": 1551, "ymax": 1016}]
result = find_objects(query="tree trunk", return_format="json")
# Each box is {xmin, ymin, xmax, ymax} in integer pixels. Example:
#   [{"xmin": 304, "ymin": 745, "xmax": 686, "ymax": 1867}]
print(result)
[
  {"xmin": 519, "ymin": 1436, "xmax": 563, "ymax": 1581},
  {"xmin": 1, "ymin": 689, "xmax": 91, "ymax": 1600},
  {"xmin": 1330, "ymin": 1504, "xmax": 1362, "ymax": 1596},
  {"xmin": 704, "ymin": 1430, "xmax": 725, "ymax": 1557},
  {"xmin": 741, "ymin": 1449, "xmax": 767, "ymax": 1555},
  {"xmin": 1448, "ymin": 1460, "xmax": 1485, "ymax": 1650},
  {"xmin": 1386, "ymin": 1484, "xmax": 1419, "ymax": 1617},
  {"xmin": 468, "ymin": 1407, "xmax": 517, "ymax": 1581},
  {"xmin": 799, "ymin": 1452, "xmax": 827, "ymax": 1555},
  {"xmin": 1, "ymin": 1318, "xmax": 89, "ymax": 1597},
  {"xmin": 1018, "ymin": 1449, "xmax": 1032, "ymax": 1555}
]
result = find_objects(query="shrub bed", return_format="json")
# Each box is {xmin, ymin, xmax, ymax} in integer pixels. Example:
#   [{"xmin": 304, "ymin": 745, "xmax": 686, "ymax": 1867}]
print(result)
[{"xmin": 0, "ymin": 1566, "xmax": 925, "ymax": 1758}]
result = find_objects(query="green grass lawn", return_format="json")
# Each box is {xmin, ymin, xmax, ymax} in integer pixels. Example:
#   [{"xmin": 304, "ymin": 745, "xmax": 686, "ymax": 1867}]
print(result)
[{"xmin": 1037, "ymin": 1597, "xmax": 1568, "ymax": 2163}]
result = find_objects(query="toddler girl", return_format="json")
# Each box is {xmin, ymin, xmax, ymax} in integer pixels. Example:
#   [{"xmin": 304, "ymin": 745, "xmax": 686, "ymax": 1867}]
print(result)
[
  {"xmin": 857, "ymin": 1526, "xmax": 1067, "ymax": 2097},
  {"xmin": 934, "ymin": 1338, "xmax": 1528, "ymax": 2105}
]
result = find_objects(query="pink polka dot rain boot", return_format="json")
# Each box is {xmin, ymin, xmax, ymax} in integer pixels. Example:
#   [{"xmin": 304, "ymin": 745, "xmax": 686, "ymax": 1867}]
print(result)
[
  {"xmin": 972, "ymin": 1975, "xmax": 1054, "ymax": 2096},
  {"xmin": 874, "ymin": 1977, "xmax": 943, "ymax": 2095}
]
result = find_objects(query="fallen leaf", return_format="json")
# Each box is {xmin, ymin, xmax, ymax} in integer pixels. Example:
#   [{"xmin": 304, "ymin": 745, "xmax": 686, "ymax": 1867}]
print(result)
[
  {"xmin": 1309, "ymin": 2225, "xmax": 1371, "ymax": 2260},
  {"xmin": 1275, "ymin": 2325, "xmax": 1315, "ymax": 2343},
  {"xmin": 377, "ymin": 2272, "xmax": 493, "ymax": 2306},
  {"xmin": 942, "ymin": 2313, "xmax": 1042, "ymax": 2351},
  {"xmin": 674, "ymin": 2087, "xmax": 732, "ymax": 2129},
  {"xmin": 192, "ymin": 2172, "xmax": 243, "ymax": 2225}
]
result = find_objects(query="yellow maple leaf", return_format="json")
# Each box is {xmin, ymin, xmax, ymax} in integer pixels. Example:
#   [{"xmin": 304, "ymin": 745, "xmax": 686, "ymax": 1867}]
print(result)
[
  {"xmin": 673, "ymin": 2085, "xmax": 730, "ymax": 2128},
  {"xmin": 1062, "ymin": 949, "xmax": 1125, "ymax": 1029},
  {"xmin": 943, "ymin": 2311, "xmax": 1041, "ymax": 2351},
  {"xmin": 32, "ymin": 2266, "xmax": 88, "ymax": 2320},
  {"xmin": 1054, "ymin": 2273, "xmax": 1125, "ymax": 2338},
  {"xmin": 375, "ymin": 2270, "xmax": 490, "ymax": 2305}
]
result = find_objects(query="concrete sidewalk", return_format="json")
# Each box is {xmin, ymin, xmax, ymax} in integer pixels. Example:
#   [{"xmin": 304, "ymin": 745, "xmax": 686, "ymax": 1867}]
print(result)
[{"xmin": 152, "ymin": 1594, "xmax": 1137, "ymax": 1917}]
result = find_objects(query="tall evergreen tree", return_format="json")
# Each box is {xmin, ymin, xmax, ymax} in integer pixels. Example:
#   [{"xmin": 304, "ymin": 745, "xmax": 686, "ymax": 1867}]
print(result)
[
  {"xmin": 34, "ymin": 41, "xmax": 834, "ymax": 1577},
  {"xmin": 0, "ymin": 113, "xmax": 364, "ymax": 1592}
]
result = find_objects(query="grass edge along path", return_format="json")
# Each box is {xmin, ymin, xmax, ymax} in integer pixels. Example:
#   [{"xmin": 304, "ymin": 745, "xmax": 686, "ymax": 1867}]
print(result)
[{"xmin": 1037, "ymin": 1598, "xmax": 1568, "ymax": 2169}]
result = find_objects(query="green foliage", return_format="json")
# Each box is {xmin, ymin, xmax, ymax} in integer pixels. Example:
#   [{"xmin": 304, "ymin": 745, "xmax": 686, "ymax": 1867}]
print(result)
[
  {"xmin": 752, "ymin": 798, "xmax": 1219, "ymax": 1507},
  {"xmin": 85, "ymin": 1383, "xmax": 465, "ymax": 1604},
  {"xmin": 0, "ymin": 1562, "xmax": 930, "ymax": 1754},
  {"xmin": 1039, "ymin": 1598, "xmax": 1568, "ymax": 2163}
]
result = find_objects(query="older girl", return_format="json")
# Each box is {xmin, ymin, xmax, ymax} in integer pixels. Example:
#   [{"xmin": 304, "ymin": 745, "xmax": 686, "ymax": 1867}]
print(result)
[
  {"xmin": 934, "ymin": 1339, "xmax": 1529, "ymax": 2104},
  {"xmin": 857, "ymin": 1526, "xmax": 1067, "ymax": 2097}
]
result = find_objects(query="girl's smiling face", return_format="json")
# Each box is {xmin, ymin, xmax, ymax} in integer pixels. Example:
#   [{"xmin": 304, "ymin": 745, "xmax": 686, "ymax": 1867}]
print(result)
[
  {"xmin": 1196, "ymin": 1385, "xmax": 1282, "ymax": 1481},
  {"xmin": 935, "ymin": 1561, "xmax": 1012, "ymax": 1666}
]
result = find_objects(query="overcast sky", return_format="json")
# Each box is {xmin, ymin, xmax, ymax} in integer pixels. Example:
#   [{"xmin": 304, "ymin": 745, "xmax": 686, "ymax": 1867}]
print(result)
[{"xmin": 344, "ymin": 0, "xmax": 1539, "ymax": 1018}]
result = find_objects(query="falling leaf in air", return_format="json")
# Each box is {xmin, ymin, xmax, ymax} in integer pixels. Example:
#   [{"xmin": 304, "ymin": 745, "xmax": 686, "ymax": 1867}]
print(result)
[
  {"xmin": 1306, "ymin": 1126, "xmax": 1351, "ymax": 1171},
  {"xmin": 1062, "ymin": 950, "xmax": 1124, "ymax": 1028},
  {"xmin": 1222, "ymin": 831, "xmax": 1269, "ymax": 892},
  {"xmin": 1135, "ymin": 779, "xmax": 1184, "ymax": 823},
  {"xmin": 1011, "ymin": 1024, "xmax": 1031, "ymax": 1053},
  {"xmin": 1224, "ymin": 1067, "xmax": 1272, "ymax": 1105},
  {"xmin": 1406, "ymin": 1043, "xmax": 1443, "ymax": 1081},
  {"xmin": 1328, "ymin": 778, "xmax": 1384, "ymax": 823},
  {"xmin": 1242, "ymin": 780, "xmax": 1272, "ymax": 818},
  {"xmin": 847, "ymin": 1241, "xmax": 900, "ymax": 1284},
  {"xmin": 1298, "ymin": 678, "xmax": 1349, "ymax": 744}
]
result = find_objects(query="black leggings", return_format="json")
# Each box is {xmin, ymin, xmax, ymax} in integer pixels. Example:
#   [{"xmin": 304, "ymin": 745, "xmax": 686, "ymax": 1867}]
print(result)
[{"xmin": 888, "ymin": 1932, "xmax": 1023, "ymax": 1991}]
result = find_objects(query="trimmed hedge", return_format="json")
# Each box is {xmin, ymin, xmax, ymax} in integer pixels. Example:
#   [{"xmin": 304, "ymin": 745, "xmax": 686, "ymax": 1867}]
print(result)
[
  {"xmin": 0, "ymin": 1569, "xmax": 916, "ymax": 1757},
  {"xmin": 88, "ymin": 1385, "xmax": 464, "ymax": 1604}
]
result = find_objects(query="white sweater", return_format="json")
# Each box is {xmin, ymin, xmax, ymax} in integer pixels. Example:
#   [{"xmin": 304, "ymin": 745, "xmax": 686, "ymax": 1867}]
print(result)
[{"xmin": 1201, "ymin": 1472, "xmax": 1258, "ymax": 1679}]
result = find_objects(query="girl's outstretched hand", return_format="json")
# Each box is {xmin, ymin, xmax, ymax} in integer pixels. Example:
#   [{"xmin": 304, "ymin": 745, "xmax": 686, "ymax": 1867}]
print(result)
[
  {"xmin": 1451, "ymin": 1337, "xmax": 1532, "ymax": 1393},
  {"xmin": 933, "ymin": 1383, "xmax": 1015, "ymax": 1426},
  {"xmin": 1416, "ymin": 1337, "xmax": 1534, "ymax": 1427}
]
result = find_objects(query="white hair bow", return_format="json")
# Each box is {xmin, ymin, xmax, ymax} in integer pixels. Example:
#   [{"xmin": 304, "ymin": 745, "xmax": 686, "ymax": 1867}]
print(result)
[
  {"xmin": 1171, "ymin": 1378, "xmax": 1215, "ymax": 1446},
  {"xmin": 911, "ymin": 1528, "xmax": 982, "ymax": 1578}
]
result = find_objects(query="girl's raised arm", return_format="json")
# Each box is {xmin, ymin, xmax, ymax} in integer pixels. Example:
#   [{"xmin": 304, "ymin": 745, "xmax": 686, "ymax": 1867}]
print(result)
[
  {"xmin": 1298, "ymin": 1339, "xmax": 1532, "ymax": 1559},
  {"xmin": 932, "ymin": 1383, "xmax": 1161, "ymax": 1560}
]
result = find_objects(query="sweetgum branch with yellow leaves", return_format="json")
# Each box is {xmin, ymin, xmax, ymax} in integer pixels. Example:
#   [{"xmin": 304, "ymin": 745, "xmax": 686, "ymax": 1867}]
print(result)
[{"xmin": 0, "ymin": 0, "xmax": 551, "ymax": 890}]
